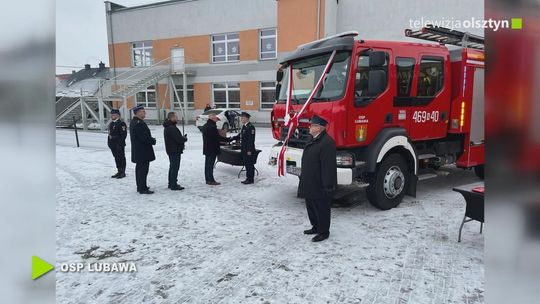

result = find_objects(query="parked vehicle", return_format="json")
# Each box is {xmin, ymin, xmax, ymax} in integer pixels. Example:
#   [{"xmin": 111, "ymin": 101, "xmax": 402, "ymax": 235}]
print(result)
[
  {"xmin": 196, "ymin": 108, "xmax": 241, "ymax": 132},
  {"xmin": 269, "ymin": 26, "xmax": 485, "ymax": 210}
]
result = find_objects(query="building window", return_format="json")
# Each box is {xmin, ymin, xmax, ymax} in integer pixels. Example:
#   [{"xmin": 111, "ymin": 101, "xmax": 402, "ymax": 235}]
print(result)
[
  {"xmin": 260, "ymin": 81, "xmax": 276, "ymax": 109},
  {"xmin": 132, "ymin": 41, "xmax": 153, "ymax": 67},
  {"xmin": 259, "ymin": 28, "xmax": 277, "ymax": 60},
  {"xmin": 416, "ymin": 57, "xmax": 444, "ymax": 97},
  {"xmin": 173, "ymin": 85, "xmax": 194, "ymax": 109},
  {"xmin": 212, "ymin": 83, "xmax": 240, "ymax": 109},
  {"xmin": 136, "ymin": 85, "xmax": 156, "ymax": 108},
  {"xmin": 212, "ymin": 33, "xmax": 239, "ymax": 63}
]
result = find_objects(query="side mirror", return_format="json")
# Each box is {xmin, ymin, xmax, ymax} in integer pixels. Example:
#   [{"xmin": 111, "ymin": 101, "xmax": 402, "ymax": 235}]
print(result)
[
  {"xmin": 369, "ymin": 51, "xmax": 386, "ymax": 67},
  {"xmin": 276, "ymin": 69, "xmax": 284, "ymax": 82}
]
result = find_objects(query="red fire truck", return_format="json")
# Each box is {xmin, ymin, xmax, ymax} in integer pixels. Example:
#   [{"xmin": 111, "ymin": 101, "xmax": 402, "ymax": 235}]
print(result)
[{"xmin": 269, "ymin": 26, "xmax": 484, "ymax": 210}]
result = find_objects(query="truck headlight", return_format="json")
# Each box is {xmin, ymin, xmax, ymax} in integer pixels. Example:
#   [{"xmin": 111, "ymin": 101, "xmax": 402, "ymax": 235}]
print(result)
[{"xmin": 336, "ymin": 153, "xmax": 355, "ymax": 167}]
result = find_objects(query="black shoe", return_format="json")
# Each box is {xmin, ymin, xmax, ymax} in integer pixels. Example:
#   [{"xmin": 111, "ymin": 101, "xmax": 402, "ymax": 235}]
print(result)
[
  {"xmin": 116, "ymin": 172, "xmax": 126, "ymax": 179},
  {"xmin": 241, "ymin": 180, "xmax": 254, "ymax": 184},
  {"xmin": 303, "ymin": 228, "xmax": 317, "ymax": 235},
  {"xmin": 170, "ymin": 185, "xmax": 185, "ymax": 191},
  {"xmin": 312, "ymin": 234, "xmax": 329, "ymax": 242},
  {"xmin": 111, "ymin": 172, "xmax": 120, "ymax": 178},
  {"xmin": 138, "ymin": 190, "xmax": 154, "ymax": 194}
]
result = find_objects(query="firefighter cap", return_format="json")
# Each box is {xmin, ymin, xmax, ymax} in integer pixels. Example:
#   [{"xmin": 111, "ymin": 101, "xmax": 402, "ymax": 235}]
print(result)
[
  {"xmin": 240, "ymin": 112, "xmax": 251, "ymax": 118},
  {"xmin": 131, "ymin": 104, "xmax": 144, "ymax": 113},
  {"xmin": 110, "ymin": 109, "xmax": 121, "ymax": 115},
  {"xmin": 310, "ymin": 115, "xmax": 328, "ymax": 127}
]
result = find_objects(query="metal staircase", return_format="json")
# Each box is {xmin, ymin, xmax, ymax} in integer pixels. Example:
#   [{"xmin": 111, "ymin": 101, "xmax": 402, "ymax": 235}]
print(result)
[
  {"xmin": 56, "ymin": 55, "xmax": 195, "ymax": 130},
  {"xmin": 104, "ymin": 60, "xmax": 172, "ymax": 99},
  {"xmin": 111, "ymin": 69, "xmax": 170, "ymax": 98}
]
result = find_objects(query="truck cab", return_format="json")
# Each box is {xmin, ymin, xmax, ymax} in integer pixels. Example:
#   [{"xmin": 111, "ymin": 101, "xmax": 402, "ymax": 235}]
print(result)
[{"xmin": 269, "ymin": 28, "xmax": 484, "ymax": 210}]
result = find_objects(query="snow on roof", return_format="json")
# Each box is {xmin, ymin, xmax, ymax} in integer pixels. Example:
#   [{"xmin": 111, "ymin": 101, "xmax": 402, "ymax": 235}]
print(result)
[{"xmin": 56, "ymin": 67, "xmax": 110, "ymax": 97}]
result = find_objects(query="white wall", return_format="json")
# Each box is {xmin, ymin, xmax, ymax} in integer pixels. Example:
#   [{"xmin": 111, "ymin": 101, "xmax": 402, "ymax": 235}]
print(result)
[
  {"xmin": 109, "ymin": 0, "xmax": 277, "ymax": 43},
  {"xmin": 336, "ymin": 0, "xmax": 484, "ymax": 41},
  {"xmin": 324, "ymin": 0, "xmax": 338, "ymax": 37}
]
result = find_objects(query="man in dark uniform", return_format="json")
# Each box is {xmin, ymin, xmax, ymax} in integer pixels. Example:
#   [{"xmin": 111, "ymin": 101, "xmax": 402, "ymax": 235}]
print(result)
[
  {"xmin": 107, "ymin": 109, "xmax": 127, "ymax": 179},
  {"xmin": 163, "ymin": 112, "xmax": 187, "ymax": 191},
  {"xmin": 202, "ymin": 114, "xmax": 231, "ymax": 185},
  {"xmin": 129, "ymin": 105, "xmax": 156, "ymax": 194},
  {"xmin": 233, "ymin": 112, "xmax": 256, "ymax": 184},
  {"xmin": 298, "ymin": 115, "xmax": 337, "ymax": 242}
]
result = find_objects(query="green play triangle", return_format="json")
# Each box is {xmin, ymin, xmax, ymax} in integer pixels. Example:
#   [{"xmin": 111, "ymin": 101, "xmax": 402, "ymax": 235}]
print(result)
[{"xmin": 32, "ymin": 256, "xmax": 54, "ymax": 280}]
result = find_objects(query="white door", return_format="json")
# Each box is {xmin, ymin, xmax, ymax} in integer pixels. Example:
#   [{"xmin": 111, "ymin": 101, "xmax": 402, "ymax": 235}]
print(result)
[{"xmin": 171, "ymin": 48, "xmax": 185, "ymax": 73}]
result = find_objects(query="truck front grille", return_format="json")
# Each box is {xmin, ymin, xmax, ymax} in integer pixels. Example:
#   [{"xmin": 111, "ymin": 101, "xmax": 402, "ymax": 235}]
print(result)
[{"xmin": 280, "ymin": 127, "xmax": 311, "ymax": 147}]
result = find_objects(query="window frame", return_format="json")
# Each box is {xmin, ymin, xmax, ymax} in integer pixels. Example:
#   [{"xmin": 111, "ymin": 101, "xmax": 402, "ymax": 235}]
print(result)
[
  {"xmin": 135, "ymin": 85, "xmax": 156, "ymax": 109},
  {"xmin": 415, "ymin": 56, "xmax": 445, "ymax": 98},
  {"xmin": 395, "ymin": 57, "xmax": 416, "ymax": 97},
  {"xmin": 212, "ymin": 82, "xmax": 241, "ymax": 109},
  {"xmin": 259, "ymin": 28, "xmax": 277, "ymax": 60},
  {"xmin": 131, "ymin": 41, "xmax": 153, "ymax": 67},
  {"xmin": 260, "ymin": 81, "xmax": 276, "ymax": 110},
  {"xmin": 211, "ymin": 33, "xmax": 240, "ymax": 63},
  {"xmin": 173, "ymin": 84, "xmax": 195, "ymax": 110}
]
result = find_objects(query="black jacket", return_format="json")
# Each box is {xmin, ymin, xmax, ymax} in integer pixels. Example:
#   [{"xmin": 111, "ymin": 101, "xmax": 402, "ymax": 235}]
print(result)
[
  {"xmin": 107, "ymin": 119, "xmax": 127, "ymax": 148},
  {"xmin": 202, "ymin": 120, "xmax": 230, "ymax": 156},
  {"xmin": 163, "ymin": 119, "xmax": 187, "ymax": 155},
  {"xmin": 129, "ymin": 116, "xmax": 156, "ymax": 163},
  {"xmin": 298, "ymin": 131, "xmax": 337, "ymax": 199},
  {"xmin": 233, "ymin": 122, "xmax": 256, "ymax": 154}
]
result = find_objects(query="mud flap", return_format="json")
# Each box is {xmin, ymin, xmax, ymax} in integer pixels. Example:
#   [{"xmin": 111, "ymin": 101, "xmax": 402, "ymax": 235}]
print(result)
[{"xmin": 406, "ymin": 173, "xmax": 418, "ymax": 197}]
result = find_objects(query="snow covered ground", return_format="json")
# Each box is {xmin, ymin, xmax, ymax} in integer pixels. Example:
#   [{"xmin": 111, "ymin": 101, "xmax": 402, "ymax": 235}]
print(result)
[{"xmin": 56, "ymin": 125, "xmax": 484, "ymax": 304}]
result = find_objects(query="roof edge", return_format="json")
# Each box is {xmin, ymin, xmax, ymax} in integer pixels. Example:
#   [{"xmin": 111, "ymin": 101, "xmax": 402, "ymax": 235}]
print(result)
[{"xmin": 108, "ymin": 0, "xmax": 197, "ymax": 13}]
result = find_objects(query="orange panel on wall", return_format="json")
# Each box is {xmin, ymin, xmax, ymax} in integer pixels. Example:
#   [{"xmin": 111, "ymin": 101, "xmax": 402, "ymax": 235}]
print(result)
[
  {"xmin": 239, "ymin": 29, "xmax": 259, "ymax": 61},
  {"xmin": 157, "ymin": 84, "xmax": 171, "ymax": 110},
  {"xmin": 108, "ymin": 43, "xmax": 131, "ymax": 68},
  {"xmin": 153, "ymin": 35, "xmax": 210, "ymax": 64},
  {"xmin": 194, "ymin": 83, "xmax": 211, "ymax": 110},
  {"xmin": 240, "ymin": 81, "xmax": 260, "ymax": 111}
]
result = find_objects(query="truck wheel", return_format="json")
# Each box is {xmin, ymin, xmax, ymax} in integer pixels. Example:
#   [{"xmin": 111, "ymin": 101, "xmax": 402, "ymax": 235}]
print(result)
[
  {"xmin": 474, "ymin": 165, "xmax": 484, "ymax": 180},
  {"xmin": 367, "ymin": 154, "xmax": 408, "ymax": 210}
]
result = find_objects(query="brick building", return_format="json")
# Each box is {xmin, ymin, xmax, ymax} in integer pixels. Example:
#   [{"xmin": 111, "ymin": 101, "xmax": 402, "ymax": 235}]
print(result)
[{"xmin": 104, "ymin": 0, "xmax": 482, "ymax": 123}]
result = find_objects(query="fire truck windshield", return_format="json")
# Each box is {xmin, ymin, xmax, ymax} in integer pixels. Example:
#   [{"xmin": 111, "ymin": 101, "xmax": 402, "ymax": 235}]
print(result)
[{"xmin": 278, "ymin": 51, "xmax": 351, "ymax": 104}]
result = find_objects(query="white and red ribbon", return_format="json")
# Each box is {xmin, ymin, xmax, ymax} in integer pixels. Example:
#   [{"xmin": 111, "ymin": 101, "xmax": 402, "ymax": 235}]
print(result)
[{"xmin": 277, "ymin": 50, "xmax": 337, "ymax": 176}]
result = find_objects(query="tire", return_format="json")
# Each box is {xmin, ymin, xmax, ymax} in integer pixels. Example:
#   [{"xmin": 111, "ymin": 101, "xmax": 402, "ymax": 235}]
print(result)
[
  {"xmin": 474, "ymin": 165, "xmax": 484, "ymax": 180},
  {"xmin": 222, "ymin": 123, "xmax": 229, "ymax": 132},
  {"xmin": 367, "ymin": 153, "xmax": 408, "ymax": 210}
]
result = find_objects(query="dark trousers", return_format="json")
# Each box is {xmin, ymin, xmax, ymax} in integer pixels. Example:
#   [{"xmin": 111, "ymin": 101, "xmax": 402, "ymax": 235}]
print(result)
[
  {"xmin": 242, "ymin": 153, "xmax": 255, "ymax": 181},
  {"xmin": 110, "ymin": 145, "xmax": 126, "ymax": 170},
  {"xmin": 168, "ymin": 153, "xmax": 181, "ymax": 187},
  {"xmin": 135, "ymin": 162, "xmax": 150, "ymax": 192},
  {"xmin": 305, "ymin": 198, "xmax": 331, "ymax": 235},
  {"xmin": 204, "ymin": 154, "xmax": 217, "ymax": 182}
]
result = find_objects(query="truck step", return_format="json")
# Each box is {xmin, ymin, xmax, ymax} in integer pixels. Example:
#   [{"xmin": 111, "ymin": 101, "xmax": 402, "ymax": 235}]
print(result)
[
  {"xmin": 418, "ymin": 173, "xmax": 438, "ymax": 181},
  {"xmin": 418, "ymin": 154, "xmax": 436, "ymax": 160}
]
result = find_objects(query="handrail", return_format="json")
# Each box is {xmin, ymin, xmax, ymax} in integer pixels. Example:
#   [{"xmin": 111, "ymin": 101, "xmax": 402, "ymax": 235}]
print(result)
[
  {"xmin": 101, "ymin": 54, "xmax": 197, "ymax": 98},
  {"xmin": 109, "ymin": 69, "xmax": 170, "ymax": 96},
  {"xmin": 56, "ymin": 98, "xmax": 81, "ymax": 121},
  {"xmin": 106, "ymin": 57, "xmax": 171, "ymax": 82},
  {"xmin": 106, "ymin": 55, "xmax": 196, "ymax": 82}
]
